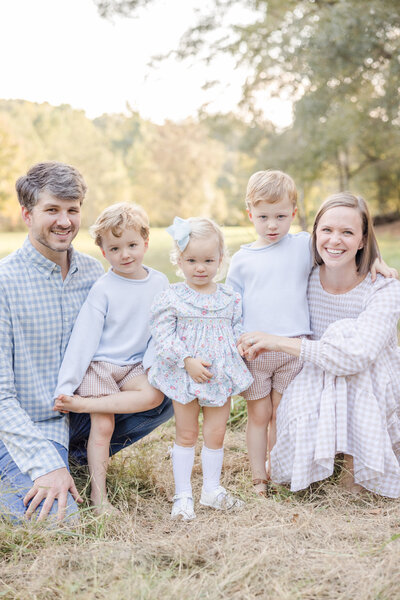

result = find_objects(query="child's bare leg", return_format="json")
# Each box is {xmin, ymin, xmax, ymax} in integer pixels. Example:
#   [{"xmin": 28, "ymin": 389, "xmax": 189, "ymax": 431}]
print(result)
[
  {"xmin": 266, "ymin": 389, "xmax": 282, "ymax": 477},
  {"xmin": 87, "ymin": 412, "xmax": 116, "ymax": 514},
  {"xmin": 54, "ymin": 375, "xmax": 163, "ymax": 414},
  {"xmin": 200, "ymin": 398, "xmax": 231, "ymax": 494},
  {"xmin": 246, "ymin": 395, "xmax": 271, "ymax": 491},
  {"xmin": 201, "ymin": 402, "xmax": 231, "ymax": 492},
  {"xmin": 174, "ymin": 400, "xmax": 200, "ymax": 448},
  {"xmin": 202, "ymin": 402, "xmax": 231, "ymax": 449}
]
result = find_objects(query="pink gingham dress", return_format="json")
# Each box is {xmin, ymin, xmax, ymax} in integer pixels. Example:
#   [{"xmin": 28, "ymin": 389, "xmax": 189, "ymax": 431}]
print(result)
[
  {"xmin": 271, "ymin": 269, "xmax": 400, "ymax": 497},
  {"xmin": 148, "ymin": 282, "xmax": 253, "ymax": 407}
]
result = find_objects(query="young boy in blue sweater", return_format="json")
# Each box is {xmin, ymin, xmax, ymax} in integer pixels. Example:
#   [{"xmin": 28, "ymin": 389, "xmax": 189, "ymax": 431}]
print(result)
[{"xmin": 54, "ymin": 202, "xmax": 168, "ymax": 513}]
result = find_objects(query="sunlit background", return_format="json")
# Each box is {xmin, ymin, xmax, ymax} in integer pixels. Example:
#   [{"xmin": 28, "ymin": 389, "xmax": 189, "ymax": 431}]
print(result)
[{"xmin": 0, "ymin": 0, "xmax": 399, "ymax": 233}]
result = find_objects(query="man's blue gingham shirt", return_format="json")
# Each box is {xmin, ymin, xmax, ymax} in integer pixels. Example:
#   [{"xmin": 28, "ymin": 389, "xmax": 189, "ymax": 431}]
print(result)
[{"xmin": 0, "ymin": 237, "xmax": 104, "ymax": 480}]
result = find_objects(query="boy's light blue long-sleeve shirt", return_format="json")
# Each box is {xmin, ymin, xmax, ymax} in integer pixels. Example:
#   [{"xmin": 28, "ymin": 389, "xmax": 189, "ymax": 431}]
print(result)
[
  {"xmin": 226, "ymin": 232, "xmax": 313, "ymax": 336},
  {"xmin": 54, "ymin": 267, "xmax": 169, "ymax": 398}
]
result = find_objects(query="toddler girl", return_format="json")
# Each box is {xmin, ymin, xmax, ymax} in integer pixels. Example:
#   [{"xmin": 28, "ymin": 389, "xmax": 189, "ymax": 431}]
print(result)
[{"xmin": 148, "ymin": 217, "xmax": 253, "ymax": 520}]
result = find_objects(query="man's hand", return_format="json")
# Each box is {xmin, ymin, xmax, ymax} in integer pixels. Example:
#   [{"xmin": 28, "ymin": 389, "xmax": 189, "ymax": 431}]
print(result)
[
  {"xmin": 23, "ymin": 467, "xmax": 83, "ymax": 522},
  {"xmin": 184, "ymin": 357, "xmax": 213, "ymax": 383},
  {"xmin": 371, "ymin": 257, "xmax": 399, "ymax": 282}
]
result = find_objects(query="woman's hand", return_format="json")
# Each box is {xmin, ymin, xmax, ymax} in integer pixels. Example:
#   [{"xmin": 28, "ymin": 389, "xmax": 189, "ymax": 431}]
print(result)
[
  {"xmin": 184, "ymin": 357, "xmax": 213, "ymax": 383},
  {"xmin": 238, "ymin": 332, "xmax": 303, "ymax": 360},
  {"xmin": 238, "ymin": 332, "xmax": 280, "ymax": 360}
]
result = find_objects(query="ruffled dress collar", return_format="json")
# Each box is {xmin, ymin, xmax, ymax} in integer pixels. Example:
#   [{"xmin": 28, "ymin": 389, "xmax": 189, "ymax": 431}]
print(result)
[{"xmin": 172, "ymin": 282, "xmax": 234, "ymax": 310}]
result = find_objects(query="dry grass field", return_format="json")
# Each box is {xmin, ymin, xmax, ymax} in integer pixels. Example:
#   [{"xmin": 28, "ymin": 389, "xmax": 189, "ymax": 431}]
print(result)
[
  {"xmin": 1, "ymin": 418, "xmax": 400, "ymax": 600},
  {"xmin": 1, "ymin": 224, "xmax": 400, "ymax": 599}
]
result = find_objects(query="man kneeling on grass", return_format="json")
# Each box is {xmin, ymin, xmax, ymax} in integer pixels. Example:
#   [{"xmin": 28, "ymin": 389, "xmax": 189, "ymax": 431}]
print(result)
[{"xmin": 0, "ymin": 162, "xmax": 173, "ymax": 524}]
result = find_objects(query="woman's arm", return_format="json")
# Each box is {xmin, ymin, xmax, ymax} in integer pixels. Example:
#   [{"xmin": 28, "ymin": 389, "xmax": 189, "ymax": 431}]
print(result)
[
  {"xmin": 300, "ymin": 279, "xmax": 400, "ymax": 376},
  {"xmin": 238, "ymin": 331, "xmax": 302, "ymax": 360},
  {"xmin": 240, "ymin": 278, "xmax": 400, "ymax": 375}
]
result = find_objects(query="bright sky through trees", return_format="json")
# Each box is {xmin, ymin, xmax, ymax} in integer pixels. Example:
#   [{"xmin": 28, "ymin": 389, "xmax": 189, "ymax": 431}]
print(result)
[{"xmin": 0, "ymin": 0, "xmax": 292, "ymax": 125}]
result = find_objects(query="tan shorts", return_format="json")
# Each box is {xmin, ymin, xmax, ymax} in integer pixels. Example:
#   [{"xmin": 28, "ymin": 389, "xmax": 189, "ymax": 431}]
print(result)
[
  {"xmin": 242, "ymin": 339, "xmax": 304, "ymax": 401},
  {"xmin": 76, "ymin": 361, "xmax": 145, "ymax": 397}
]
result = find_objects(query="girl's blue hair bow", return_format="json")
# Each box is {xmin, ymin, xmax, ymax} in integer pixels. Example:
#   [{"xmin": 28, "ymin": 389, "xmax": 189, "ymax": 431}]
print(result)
[{"xmin": 167, "ymin": 217, "xmax": 192, "ymax": 251}]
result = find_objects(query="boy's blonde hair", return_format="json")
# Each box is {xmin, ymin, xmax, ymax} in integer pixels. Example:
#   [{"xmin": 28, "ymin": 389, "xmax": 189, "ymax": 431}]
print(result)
[
  {"xmin": 245, "ymin": 169, "xmax": 297, "ymax": 210},
  {"xmin": 170, "ymin": 217, "xmax": 228, "ymax": 281},
  {"xmin": 90, "ymin": 202, "xmax": 150, "ymax": 247},
  {"xmin": 312, "ymin": 192, "xmax": 379, "ymax": 275}
]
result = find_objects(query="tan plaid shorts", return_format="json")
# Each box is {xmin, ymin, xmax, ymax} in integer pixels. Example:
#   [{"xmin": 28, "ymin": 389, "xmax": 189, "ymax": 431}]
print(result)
[
  {"xmin": 242, "ymin": 338, "xmax": 305, "ymax": 401},
  {"xmin": 76, "ymin": 361, "xmax": 145, "ymax": 397}
]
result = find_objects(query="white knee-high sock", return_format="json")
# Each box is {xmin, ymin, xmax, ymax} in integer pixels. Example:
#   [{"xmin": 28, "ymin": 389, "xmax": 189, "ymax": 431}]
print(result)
[
  {"xmin": 172, "ymin": 443, "xmax": 195, "ymax": 496},
  {"xmin": 201, "ymin": 445, "xmax": 224, "ymax": 493}
]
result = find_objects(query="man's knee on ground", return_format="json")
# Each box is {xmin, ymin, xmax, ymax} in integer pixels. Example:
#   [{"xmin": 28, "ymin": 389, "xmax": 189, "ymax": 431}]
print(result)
[{"xmin": 0, "ymin": 491, "xmax": 80, "ymax": 525}]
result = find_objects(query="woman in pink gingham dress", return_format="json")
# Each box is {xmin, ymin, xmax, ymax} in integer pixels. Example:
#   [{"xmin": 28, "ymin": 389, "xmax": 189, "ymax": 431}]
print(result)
[{"xmin": 239, "ymin": 193, "xmax": 400, "ymax": 497}]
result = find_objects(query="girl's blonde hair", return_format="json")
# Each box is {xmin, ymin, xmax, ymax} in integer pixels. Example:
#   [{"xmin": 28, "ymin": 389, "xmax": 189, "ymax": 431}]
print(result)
[
  {"xmin": 90, "ymin": 202, "xmax": 149, "ymax": 247},
  {"xmin": 312, "ymin": 192, "xmax": 379, "ymax": 275},
  {"xmin": 170, "ymin": 217, "xmax": 229, "ymax": 281}
]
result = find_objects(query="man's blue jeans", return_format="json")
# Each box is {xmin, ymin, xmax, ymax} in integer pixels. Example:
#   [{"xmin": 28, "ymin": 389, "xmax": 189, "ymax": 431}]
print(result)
[{"xmin": 0, "ymin": 396, "xmax": 173, "ymax": 522}]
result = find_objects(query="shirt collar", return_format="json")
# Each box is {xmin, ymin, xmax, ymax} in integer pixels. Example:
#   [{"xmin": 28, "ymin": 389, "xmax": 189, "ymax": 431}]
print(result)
[{"xmin": 21, "ymin": 236, "xmax": 78, "ymax": 278}]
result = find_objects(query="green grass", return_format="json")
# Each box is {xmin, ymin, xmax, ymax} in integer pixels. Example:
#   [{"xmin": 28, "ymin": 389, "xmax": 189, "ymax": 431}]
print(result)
[
  {"xmin": 376, "ymin": 233, "xmax": 400, "ymax": 274},
  {"xmin": 0, "ymin": 227, "xmax": 256, "ymax": 282},
  {"xmin": 2, "ymin": 226, "xmax": 399, "ymax": 279}
]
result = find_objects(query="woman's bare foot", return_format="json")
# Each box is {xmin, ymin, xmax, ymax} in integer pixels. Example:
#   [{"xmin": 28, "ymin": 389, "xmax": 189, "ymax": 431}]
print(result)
[{"xmin": 54, "ymin": 394, "xmax": 89, "ymax": 414}]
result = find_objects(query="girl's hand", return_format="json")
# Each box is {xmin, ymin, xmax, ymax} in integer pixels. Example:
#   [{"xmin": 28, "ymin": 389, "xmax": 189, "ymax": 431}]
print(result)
[
  {"xmin": 184, "ymin": 357, "xmax": 213, "ymax": 383},
  {"xmin": 371, "ymin": 257, "xmax": 399, "ymax": 282}
]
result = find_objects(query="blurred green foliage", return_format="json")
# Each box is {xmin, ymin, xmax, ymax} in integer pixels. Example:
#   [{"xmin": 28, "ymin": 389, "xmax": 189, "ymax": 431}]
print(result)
[
  {"xmin": 1, "ymin": 226, "xmax": 398, "ymax": 280},
  {"xmin": 91, "ymin": 0, "xmax": 400, "ymax": 230},
  {"xmin": 0, "ymin": 100, "xmax": 268, "ymax": 229}
]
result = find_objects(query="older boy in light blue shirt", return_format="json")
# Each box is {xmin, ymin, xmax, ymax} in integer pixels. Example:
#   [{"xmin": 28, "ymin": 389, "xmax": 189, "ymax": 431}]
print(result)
[{"xmin": 226, "ymin": 170, "xmax": 312, "ymax": 495}]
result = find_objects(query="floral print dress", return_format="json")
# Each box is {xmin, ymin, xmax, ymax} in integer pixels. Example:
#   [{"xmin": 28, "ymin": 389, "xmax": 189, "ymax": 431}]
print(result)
[{"xmin": 148, "ymin": 282, "xmax": 253, "ymax": 406}]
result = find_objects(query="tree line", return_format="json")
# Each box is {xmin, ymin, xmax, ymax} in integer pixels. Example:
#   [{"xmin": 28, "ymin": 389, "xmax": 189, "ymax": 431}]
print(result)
[
  {"xmin": 0, "ymin": 99, "xmax": 270, "ymax": 228},
  {"xmin": 92, "ymin": 0, "xmax": 400, "ymax": 228},
  {"xmin": 1, "ymin": 91, "xmax": 399, "ymax": 231}
]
